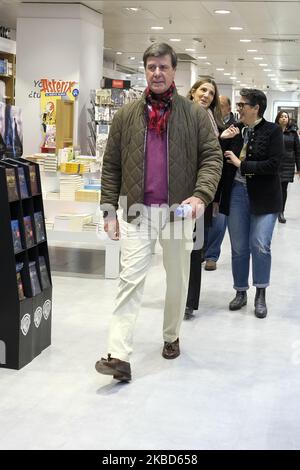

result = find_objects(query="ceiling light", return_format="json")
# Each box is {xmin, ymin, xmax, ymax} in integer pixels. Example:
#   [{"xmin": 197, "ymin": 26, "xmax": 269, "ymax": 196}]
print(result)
[
  {"xmin": 240, "ymin": 83, "xmax": 248, "ymax": 87},
  {"xmin": 224, "ymin": 73, "xmax": 231, "ymax": 76},
  {"xmin": 151, "ymin": 26, "xmax": 164, "ymax": 30},
  {"xmin": 240, "ymin": 39, "xmax": 251, "ymax": 43},
  {"xmin": 268, "ymin": 74, "xmax": 275, "ymax": 77},
  {"xmin": 205, "ymin": 62, "xmax": 211, "ymax": 65},
  {"xmin": 129, "ymin": 56, "xmax": 135, "ymax": 60},
  {"xmin": 263, "ymin": 69, "xmax": 271, "ymax": 72},
  {"xmin": 259, "ymin": 63, "xmax": 268, "ymax": 66},
  {"xmin": 230, "ymin": 77, "xmax": 237, "ymax": 80},
  {"xmin": 125, "ymin": 7, "xmax": 139, "ymax": 12},
  {"xmin": 229, "ymin": 27, "xmax": 243, "ymax": 31},
  {"xmin": 138, "ymin": 77, "xmax": 144, "ymax": 81},
  {"xmin": 214, "ymin": 9, "xmax": 231, "ymax": 14},
  {"xmin": 254, "ymin": 57, "xmax": 263, "ymax": 60},
  {"xmin": 197, "ymin": 56, "xmax": 207, "ymax": 59},
  {"xmin": 138, "ymin": 66, "xmax": 144, "ymax": 69},
  {"xmin": 247, "ymin": 49, "xmax": 258, "ymax": 52},
  {"xmin": 216, "ymin": 68, "xmax": 224, "ymax": 71},
  {"xmin": 169, "ymin": 38, "xmax": 181, "ymax": 42},
  {"xmin": 185, "ymin": 48, "xmax": 196, "ymax": 52},
  {"xmin": 116, "ymin": 52, "xmax": 123, "ymax": 55},
  {"xmin": 271, "ymin": 78, "xmax": 276, "ymax": 81},
  {"xmin": 236, "ymin": 80, "xmax": 241, "ymax": 83}
]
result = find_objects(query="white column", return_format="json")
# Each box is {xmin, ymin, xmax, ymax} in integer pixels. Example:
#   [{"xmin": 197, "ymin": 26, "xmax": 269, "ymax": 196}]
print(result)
[
  {"xmin": 175, "ymin": 61, "xmax": 198, "ymax": 97},
  {"xmin": 15, "ymin": 3, "xmax": 103, "ymax": 155}
]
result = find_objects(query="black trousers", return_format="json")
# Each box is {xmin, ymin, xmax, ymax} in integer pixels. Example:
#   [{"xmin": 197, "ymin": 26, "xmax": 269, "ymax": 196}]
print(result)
[
  {"xmin": 186, "ymin": 248, "xmax": 203, "ymax": 310},
  {"xmin": 186, "ymin": 206, "xmax": 211, "ymax": 310},
  {"xmin": 281, "ymin": 181, "xmax": 289, "ymax": 213}
]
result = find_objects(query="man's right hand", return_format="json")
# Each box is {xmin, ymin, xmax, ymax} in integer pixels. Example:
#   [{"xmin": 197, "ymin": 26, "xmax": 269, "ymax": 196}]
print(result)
[{"xmin": 104, "ymin": 217, "xmax": 120, "ymax": 240}]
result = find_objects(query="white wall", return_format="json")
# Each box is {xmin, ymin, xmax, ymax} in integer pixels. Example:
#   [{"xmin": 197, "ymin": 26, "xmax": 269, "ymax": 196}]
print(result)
[
  {"xmin": 15, "ymin": 4, "xmax": 103, "ymax": 155},
  {"xmin": 176, "ymin": 61, "xmax": 198, "ymax": 97}
]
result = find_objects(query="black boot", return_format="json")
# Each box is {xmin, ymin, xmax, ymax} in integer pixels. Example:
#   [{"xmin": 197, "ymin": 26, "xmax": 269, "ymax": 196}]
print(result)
[
  {"xmin": 254, "ymin": 288, "xmax": 268, "ymax": 318},
  {"xmin": 184, "ymin": 306, "xmax": 194, "ymax": 320},
  {"xmin": 229, "ymin": 291, "xmax": 247, "ymax": 310},
  {"xmin": 278, "ymin": 213, "xmax": 286, "ymax": 223}
]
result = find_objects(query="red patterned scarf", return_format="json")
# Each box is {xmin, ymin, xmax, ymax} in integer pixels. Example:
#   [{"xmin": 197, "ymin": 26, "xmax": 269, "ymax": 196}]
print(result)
[{"xmin": 145, "ymin": 82, "xmax": 175, "ymax": 135}]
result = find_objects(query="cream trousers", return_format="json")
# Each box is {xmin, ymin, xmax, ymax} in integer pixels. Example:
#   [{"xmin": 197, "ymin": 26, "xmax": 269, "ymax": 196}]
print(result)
[{"xmin": 107, "ymin": 205, "xmax": 194, "ymax": 361}]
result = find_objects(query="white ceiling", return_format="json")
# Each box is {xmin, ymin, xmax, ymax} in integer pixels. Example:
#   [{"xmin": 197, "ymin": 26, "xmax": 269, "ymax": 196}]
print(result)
[{"xmin": 1, "ymin": 1, "xmax": 300, "ymax": 91}]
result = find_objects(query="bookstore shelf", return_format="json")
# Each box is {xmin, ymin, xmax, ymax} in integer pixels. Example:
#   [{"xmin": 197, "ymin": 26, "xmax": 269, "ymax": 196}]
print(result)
[
  {"xmin": 0, "ymin": 38, "xmax": 16, "ymax": 105},
  {"xmin": 0, "ymin": 157, "xmax": 52, "ymax": 369}
]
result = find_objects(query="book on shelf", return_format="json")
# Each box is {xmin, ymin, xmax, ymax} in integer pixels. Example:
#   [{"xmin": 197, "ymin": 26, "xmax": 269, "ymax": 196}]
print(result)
[
  {"xmin": 44, "ymin": 124, "xmax": 56, "ymax": 148},
  {"xmin": 111, "ymin": 89, "xmax": 126, "ymax": 107},
  {"xmin": 23, "ymin": 215, "xmax": 35, "ymax": 248},
  {"xmin": 29, "ymin": 165, "xmax": 39, "ymax": 195},
  {"xmin": 95, "ymin": 106, "xmax": 110, "ymax": 122},
  {"xmin": 16, "ymin": 262, "xmax": 26, "ymax": 300},
  {"xmin": 38, "ymin": 256, "xmax": 51, "ymax": 289},
  {"xmin": 95, "ymin": 89, "xmax": 111, "ymax": 105},
  {"xmin": 17, "ymin": 166, "xmax": 29, "ymax": 199},
  {"xmin": 11, "ymin": 219, "xmax": 23, "ymax": 253},
  {"xmin": 34, "ymin": 211, "xmax": 46, "ymax": 243},
  {"xmin": 28, "ymin": 261, "xmax": 42, "ymax": 296},
  {"xmin": 6, "ymin": 167, "xmax": 19, "ymax": 201}
]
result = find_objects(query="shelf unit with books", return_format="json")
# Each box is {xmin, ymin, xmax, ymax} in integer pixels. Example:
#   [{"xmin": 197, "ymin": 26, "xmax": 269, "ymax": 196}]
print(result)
[
  {"xmin": 0, "ymin": 37, "xmax": 16, "ymax": 105},
  {"xmin": 0, "ymin": 157, "xmax": 52, "ymax": 369}
]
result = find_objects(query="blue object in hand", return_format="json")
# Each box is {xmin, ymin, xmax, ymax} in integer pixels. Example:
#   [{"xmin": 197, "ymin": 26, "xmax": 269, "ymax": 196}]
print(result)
[{"xmin": 175, "ymin": 204, "xmax": 192, "ymax": 218}]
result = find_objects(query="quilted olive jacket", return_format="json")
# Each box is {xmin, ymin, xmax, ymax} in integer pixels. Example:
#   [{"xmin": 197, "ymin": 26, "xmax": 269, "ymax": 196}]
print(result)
[{"xmin": 101, "ymin": 89, "xmax": 223, "ymax": 220}]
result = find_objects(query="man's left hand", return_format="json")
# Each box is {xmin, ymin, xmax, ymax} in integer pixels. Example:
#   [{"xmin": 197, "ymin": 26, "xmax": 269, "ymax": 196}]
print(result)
[{"xmin": 180, "ymin": 196, "xmax": 205, "ymax": 218}]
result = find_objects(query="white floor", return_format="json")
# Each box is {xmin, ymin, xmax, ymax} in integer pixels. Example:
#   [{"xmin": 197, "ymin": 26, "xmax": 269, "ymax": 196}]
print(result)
[{"xmin": 1, "ymin": 183, "xmax": 300, "ymax": 450}]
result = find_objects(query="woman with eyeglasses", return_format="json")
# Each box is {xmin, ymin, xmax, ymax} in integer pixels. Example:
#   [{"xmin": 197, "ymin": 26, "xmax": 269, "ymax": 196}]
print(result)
[
  {"xmin": 217, "ymin": 88, "xmax": 283, "ymax": 318},
  {"xmin": 275, "ymin": 110, "xmax": 300, "ymax": 223}
]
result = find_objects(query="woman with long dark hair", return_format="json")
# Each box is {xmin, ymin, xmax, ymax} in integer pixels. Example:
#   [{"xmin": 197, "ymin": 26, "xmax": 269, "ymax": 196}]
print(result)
[{"xmin": 275, "ymin": 110, "xmax": 300, "ymax": 223}]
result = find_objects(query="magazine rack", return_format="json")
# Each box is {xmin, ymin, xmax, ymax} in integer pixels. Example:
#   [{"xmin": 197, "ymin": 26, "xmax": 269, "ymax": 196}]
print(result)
[{"xmin": 0, "ymin": 157, "xmax": 52, "ymax": 369}]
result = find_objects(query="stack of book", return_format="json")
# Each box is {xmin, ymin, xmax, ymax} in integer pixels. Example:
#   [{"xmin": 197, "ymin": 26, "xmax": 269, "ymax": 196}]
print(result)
[
  {"xmin": 45, "ymin": 191, "xmax": 60, "ymax": 200},
  {"xmin": 59, "ymin": 174, "xmax": 82, "ymax": 200},
  {"xmin": 83, "ymin": 222, "xmax": 99, "ymax": 232},
  {"xmin": 53, "ymin": 213, "xmax": 93, "ymax": 231},
  {"xmin": 43, "ymin": 153, "xmax": 58, "ymax": 172},
  {"xmin": 75, "ymin": 189, "xmax": 100, "ymax": 202},
  {"xmin": 45, "ymin": 220, "xmax": 54, "ymax": 231},
  {"xmin": 60, "ymin": 162, "xmax": 86, "ymax": 174},
  {"xmin": 25, "ymin": 153, "xmax": 45, "ymax": 171}
]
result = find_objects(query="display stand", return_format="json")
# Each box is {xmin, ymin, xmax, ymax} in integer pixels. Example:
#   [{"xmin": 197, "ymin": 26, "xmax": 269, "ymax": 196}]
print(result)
[{"xmin": 0, "ymin": 158, "xmax": 52, "ymax": 369}]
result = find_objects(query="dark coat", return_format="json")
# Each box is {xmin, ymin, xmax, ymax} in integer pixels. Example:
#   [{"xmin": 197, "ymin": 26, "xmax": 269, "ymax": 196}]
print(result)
[
  {"xmin": 279, "ymin": 127, "xmax": 300, "ymax": 182},
  {"xmin": 218, "ymin": 118, "xmax": 283, "ymax": 216}
]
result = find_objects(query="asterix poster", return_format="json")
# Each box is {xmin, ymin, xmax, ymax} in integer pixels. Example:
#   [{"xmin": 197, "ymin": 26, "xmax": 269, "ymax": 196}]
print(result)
[{"xmin": 40, "ymin": 79, "xmax": 79, "ymax": 148}]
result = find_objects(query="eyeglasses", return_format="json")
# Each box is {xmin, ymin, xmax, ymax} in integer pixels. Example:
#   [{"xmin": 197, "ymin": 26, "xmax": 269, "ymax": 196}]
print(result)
[{"xmin": 236, "ymin": 102, "xmax": 252, "ymax": 109}]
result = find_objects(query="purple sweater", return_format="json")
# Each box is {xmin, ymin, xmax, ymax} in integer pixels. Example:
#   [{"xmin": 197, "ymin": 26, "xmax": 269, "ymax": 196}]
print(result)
[{"xmin": 144, "ymin": 128, "xmax": 168, "ymax": 206}]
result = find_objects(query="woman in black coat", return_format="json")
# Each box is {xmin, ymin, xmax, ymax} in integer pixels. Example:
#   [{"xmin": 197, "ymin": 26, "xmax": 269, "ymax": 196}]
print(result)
[{"xmin": 275, "ymin": 111, "xmax": 300, "ymax": 223}]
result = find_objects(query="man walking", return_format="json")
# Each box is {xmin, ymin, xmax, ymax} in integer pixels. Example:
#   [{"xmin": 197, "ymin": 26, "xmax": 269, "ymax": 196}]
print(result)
[{"xmin": 95, "ymin": 43, "xmax": 222, "ymax": 382}]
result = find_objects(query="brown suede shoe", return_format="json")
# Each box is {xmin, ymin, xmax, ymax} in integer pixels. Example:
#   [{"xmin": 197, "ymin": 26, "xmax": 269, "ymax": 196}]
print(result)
[
  {"xmin": 162, "ymin": 338, "xmax": 180, "ymax": 359},
  {"xmin": 95, "ymin": 354, "xmax": 131, "ymax": 382}
]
